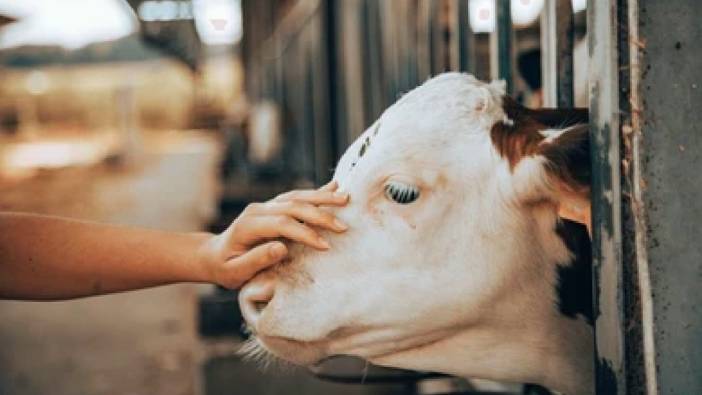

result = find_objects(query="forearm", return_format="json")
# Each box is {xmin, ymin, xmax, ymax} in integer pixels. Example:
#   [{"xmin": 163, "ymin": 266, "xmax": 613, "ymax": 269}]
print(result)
[{"xmin": 0, "ymin": 213, "xmax": 212, "ymax": 300}]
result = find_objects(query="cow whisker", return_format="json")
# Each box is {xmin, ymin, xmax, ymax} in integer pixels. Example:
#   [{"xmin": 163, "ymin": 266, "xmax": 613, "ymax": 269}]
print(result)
[{"xmin": 237, "ymin": 337, "xmax": 292, "ymax": 372}]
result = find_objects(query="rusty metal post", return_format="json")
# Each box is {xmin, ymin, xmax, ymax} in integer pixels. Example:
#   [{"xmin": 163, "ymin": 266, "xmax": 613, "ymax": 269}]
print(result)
[
  {"xmin": 588, "ymin": 0, "xmax": 626, "ymax": 393},
  {"xmin": 591, "ymin": 1, "xmax": 702, "ymax": 393}
]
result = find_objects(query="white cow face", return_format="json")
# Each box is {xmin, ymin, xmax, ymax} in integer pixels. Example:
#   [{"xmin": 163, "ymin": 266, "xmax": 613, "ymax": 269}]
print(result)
[{"xmin": 239, "ymin": 73, "xmax": 592, "ymax": 393}]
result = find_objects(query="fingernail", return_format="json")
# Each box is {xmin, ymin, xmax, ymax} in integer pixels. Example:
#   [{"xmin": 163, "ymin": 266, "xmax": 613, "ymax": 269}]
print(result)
[
  {"xmin": 318, "ymin": 237, "xmax": 331, "ymax": 249},
  {"xmin": 270, "ymin": 243, "xmax": 287, "ymax": 258},
  {"xmin": 333, "ymin": 218, "xmax": 348, "ymax": 230}
]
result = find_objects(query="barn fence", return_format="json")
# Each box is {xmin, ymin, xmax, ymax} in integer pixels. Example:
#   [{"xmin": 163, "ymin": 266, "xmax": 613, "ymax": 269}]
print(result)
[{"xmin": 239, "ymin": 1, "xmax": 702, "ymax": 394}]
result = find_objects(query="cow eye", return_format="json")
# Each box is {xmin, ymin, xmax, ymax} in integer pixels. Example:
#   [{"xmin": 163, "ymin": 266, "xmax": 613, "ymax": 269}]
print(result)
[{"xmin": 384, "ymin": 181, "xmax": 420, "ymax": 204}]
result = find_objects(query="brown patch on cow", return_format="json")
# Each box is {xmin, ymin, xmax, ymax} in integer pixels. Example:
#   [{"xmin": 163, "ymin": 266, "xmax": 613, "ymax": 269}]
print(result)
[
  {"xmin": 490, "ymin": 114, "xmax": 546, "ymax": 169},
  {"xmin": 491, "ymin": 97, "xmax": 591, "ymax": 224},
  {"xmin": 491, "ymin": 96, "xmax": 589, "ymax": 170}
]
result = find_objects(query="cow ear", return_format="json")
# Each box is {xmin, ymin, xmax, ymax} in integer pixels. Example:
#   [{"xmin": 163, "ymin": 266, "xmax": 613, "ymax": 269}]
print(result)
[
  {"xmin": 515, "ymin": 123, "xmax": 591, "ymax": 229},
  {"xmin": 538, "ymin": 123, "xmax": 590, "ymax": 203},
  {"xmin": 493, "ymin": 97, "xmax": 590, "ymax": 214},
  {"xmin": 544, "ymin": 124, "xmax": 591, "ymax": 231},
  {"xmin": 494, "ymin": 97, "xmax": 590, "ymax": 227}
]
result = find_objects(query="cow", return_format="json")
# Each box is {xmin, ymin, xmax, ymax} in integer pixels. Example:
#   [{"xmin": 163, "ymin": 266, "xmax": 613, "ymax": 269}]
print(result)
[{"xmin": 238, "ymin": 73, "xmax": 593, "ymax": 395}]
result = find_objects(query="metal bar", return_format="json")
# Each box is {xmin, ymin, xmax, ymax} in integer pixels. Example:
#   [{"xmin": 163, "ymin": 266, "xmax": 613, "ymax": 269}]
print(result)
[
  {"xmin": 457, "ymin": 0, "xmax": 475, "ymax": 73},
  {"xmin": 405, "ymin": 0, "xmax": 419, "ymax": 88},
  {"xmin": 448, "ymin": 0, "xmax": 461, "ymax": 72},
  {"xmin": 492, "ymin": 0, "xmax": 513, "ymax": 93},
  {"xmin": 429, "ymin": 0, "xmax": 443, "ymax": 75},
  {"xmin": 361, "ymin": 0, "xmax": 385, "ymax": 122},
  {"xmin": 417, "ymin": 0, "xmax": 432, "ymax": 81},
  {"xmin": 588, "ymin": 0, "xmax": 626, "ymax": 393},
  {"xmin": 540, "ymin": 0, "xmax": 558, "ymax": 107},
  {"xmin": 395, "ymin": 1, "xmax": 411, "ymax": 93},
  {"xmin": 337, "ymin": 0, "xmax": 366, "ymax": 142},
  {"xmin": 541, "ymin": 0, "xmax": 574, "ymax": 107},
  {"xmin": 323, "ymin": 0, "xmax": 346, "ymax": 162},
  {"xmin": 555, "ymin": 0, "xmax": 574, "ymax": 107}
]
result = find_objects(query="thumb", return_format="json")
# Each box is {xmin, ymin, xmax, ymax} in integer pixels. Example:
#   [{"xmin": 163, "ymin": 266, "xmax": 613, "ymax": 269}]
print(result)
[{"xmin": 219, "ymin": 241, "xmax": 287, "ymax": 289}]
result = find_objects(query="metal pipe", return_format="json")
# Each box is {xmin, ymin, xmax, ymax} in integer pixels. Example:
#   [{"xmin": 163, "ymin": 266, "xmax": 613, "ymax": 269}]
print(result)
[
  {"xmin": 588, "ymin": 0, "xmax": 626, "ymax": 393},
  {"xmin": 541, "ymin": 0, "xmax": 574, "ymax": 108},
  {"xmin": 457, "ymin": 0, "xmax": 475, "ymax": 73},
  {"xmin": 491, "ymin": 0, "xmax": 513, "ymax": 93}
]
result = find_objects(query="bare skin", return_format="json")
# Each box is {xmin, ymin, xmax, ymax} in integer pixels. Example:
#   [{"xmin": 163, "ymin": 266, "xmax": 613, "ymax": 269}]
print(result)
[{"xmin": 0, "ymin": 181, "xmax": 349, "ymax": 300}]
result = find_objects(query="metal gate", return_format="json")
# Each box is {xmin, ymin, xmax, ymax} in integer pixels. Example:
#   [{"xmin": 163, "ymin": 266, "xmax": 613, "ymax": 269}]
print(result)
[
  {"xmin": 238, "ymin": 1, "xmax": 702, "ymax": 393},
  {"xmin": 590, "ymin": 0, "xmax": 702, "ymax": 394}
]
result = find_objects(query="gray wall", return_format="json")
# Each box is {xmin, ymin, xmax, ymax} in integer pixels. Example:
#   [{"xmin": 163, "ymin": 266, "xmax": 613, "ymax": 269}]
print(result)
[{"xmin": 639, "ymin": 1, "xmax": 702, "ymax": 393}]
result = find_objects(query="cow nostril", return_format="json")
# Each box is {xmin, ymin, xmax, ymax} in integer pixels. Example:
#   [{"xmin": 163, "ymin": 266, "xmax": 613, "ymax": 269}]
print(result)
[
  {"xmin": 253, "ymin": 300, "xmax": 269, "ymax": 313},
  {"xmin": 245, "ymin": 289, "xmax": 273, "ymax": 316},
  {"xmin": 239, "ymin": 277, "xmax": 276, "ymax": 327}
]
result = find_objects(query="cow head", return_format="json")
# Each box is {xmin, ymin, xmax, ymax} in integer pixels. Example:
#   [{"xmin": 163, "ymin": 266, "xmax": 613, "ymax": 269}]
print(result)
[{"xmin": 239, "ymin": 73, "xmax": 593, "ymax": 395}]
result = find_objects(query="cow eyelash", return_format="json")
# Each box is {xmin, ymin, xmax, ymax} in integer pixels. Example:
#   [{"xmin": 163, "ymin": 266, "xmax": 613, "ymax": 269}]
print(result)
[{"xmin": 384, "ymin": 181, "xmax": 420, "ymax": 204}]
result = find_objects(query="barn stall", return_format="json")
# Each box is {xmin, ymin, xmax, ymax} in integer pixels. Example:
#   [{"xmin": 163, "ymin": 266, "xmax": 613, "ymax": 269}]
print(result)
[{"xmin": 201, "ymin": 0, "xmax": 701, "ymax": 394}]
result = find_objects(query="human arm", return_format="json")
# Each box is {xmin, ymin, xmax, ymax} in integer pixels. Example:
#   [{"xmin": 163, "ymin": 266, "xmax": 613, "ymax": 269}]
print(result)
[{"xmin": 0, "ymin": 182, "xmax": 348, "ymax": 300}]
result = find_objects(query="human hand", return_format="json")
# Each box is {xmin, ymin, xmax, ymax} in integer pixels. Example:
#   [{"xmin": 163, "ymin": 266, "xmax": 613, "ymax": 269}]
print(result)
[{"xmin": 200, "ymin": 181, "xmax": 349, "ymax": 289}]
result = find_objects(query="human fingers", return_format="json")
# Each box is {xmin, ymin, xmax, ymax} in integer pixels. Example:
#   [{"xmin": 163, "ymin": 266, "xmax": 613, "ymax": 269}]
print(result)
[
  {"xmin": 234, "ymin": 214, "xmax": 330, "ymax": 250},
  {"xmin": 249, "ymin": 201, "xmax": 347, "ymax": 233},
  {"xmin": 218, "ymin": 241, "xmax": 287, "ymax": 289},
  {"xmin": 273, "ymin": 188, "xmax": 349, "ymax": 206}
]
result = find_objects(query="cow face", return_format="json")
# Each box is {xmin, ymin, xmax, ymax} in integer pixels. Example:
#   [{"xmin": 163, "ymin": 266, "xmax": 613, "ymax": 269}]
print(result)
[{"xmin": 239, "ymin": 73, "xmax": 592, "ymax": 394}]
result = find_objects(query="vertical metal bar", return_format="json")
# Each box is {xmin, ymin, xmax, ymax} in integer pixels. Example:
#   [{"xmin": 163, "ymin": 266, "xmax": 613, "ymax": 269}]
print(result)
[
  {"xmin": 341, "ymin": 0, "xmax": 366, "ymax": 141},
  {"xmin": 541, "ymin": 0, "xmax": 557, "ymax": 107},
  {"xmin": 448, "ymin": 0, "xmax": 461, "ymax": 72},
  {"xmin": 555, "ymin": 0, "xmax": 574, "ymax": 107},
  {"xmin": 362, "ymin": 0, "xmax": 384, "ymax": 122},
  {"xmin": 322, "ymin": 0, "xmax": 340, "ymax": 172},
  {"xmin": 541, "ymin": 0, "xmax": 574, "ymax": 108},
  {"xmin": 406, "ymin": 0, "xmax": 420, "ymax": 88},
  {"xmin": 429, "ymin": 0, "xmax": 443, "ymax": 75},
  {"xmin": 457, "ymin": 0, "xmax": 475, "ymax": 73},
  {"xmin": 396, "ymin": 1, "xmax": 411, "ymax": 93},
  {"xmin": 588, "ymin": 0, "xmax": 626, "ymax": 393},
  {"xmin": 417, "ymin": 0, "xmax": 432, "ymax": 81},
  {"xmin": 492, "ymin": 0, "xmax": 513, "ymax": 93}
]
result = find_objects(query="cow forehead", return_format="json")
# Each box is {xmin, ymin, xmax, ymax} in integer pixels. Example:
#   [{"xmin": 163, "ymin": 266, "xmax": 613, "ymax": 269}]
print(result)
[
  {"xmin": 387, "ymin": 73, "xmax": 495, "ymax": 123},
  {"xmin": 335, "ymin": 73, "xmax": 506, "ymax": 184}
]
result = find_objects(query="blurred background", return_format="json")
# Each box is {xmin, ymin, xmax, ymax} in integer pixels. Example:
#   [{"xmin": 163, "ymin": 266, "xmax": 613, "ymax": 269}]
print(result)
[{"xmin": 0, "ymin": 1, "xmax": 586, "ymax": 394}]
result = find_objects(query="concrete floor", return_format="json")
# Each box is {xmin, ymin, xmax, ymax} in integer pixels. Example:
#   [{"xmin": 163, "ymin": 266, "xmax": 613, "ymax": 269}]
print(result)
[{"xmin": 0, "ymin": 131, "xmax": 220, "ymax": 395}]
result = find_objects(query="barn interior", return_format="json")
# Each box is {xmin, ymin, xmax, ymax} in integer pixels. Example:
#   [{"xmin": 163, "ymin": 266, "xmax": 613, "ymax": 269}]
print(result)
[
  {"xmin": 0, "ymin": 0, "xmax": 699, "ymax": 395},
  {"xmin": 0, "ymin": 1, "xmax": 580, "ymax": 394}
]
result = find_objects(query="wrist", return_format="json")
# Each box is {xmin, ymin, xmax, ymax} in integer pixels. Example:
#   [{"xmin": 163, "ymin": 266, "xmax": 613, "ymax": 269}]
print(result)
[{"xmin": 192, "ymin": 231, "xmax": 219, "ymax": 284}]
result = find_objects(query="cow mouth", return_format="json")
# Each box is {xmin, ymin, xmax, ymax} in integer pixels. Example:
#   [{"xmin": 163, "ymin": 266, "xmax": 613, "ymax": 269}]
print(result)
[
  {"xmin": 241, "ymin": 326, "xmax": 458, "ymax": 369},
  {"xmin": 239, "ymin": 334, "xmax": 328, "ymax": 367}
]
